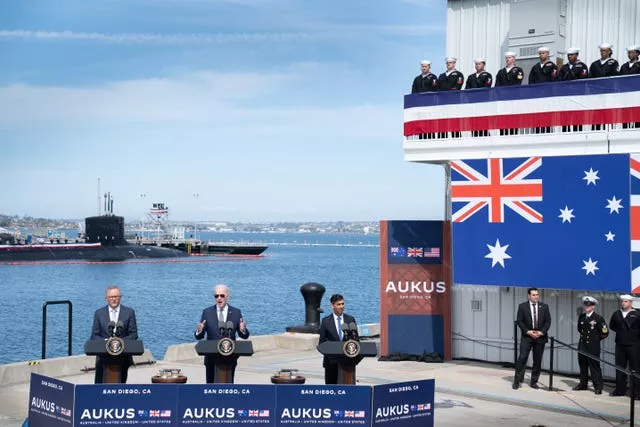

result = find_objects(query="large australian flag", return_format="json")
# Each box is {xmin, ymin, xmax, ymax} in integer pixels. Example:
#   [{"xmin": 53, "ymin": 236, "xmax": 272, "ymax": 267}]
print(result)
[{"xmin": 452, "ymin": 153, "xmax": 631, "ymax": 292}]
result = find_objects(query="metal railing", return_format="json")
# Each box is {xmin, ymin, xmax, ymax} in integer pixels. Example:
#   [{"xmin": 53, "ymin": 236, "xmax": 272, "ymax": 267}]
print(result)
[
  {"xmin": 41, "ymin": 300, "xmax": 73, "ymax": 359},
  {"xmin": 548, "ymin": 336, "xmax": 640, "ymax": 427}
]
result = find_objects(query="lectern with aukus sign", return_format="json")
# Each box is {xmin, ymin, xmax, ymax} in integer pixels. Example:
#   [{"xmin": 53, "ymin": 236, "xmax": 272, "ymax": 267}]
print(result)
[
  {"xmin": 317, "ymin": 328, "xmax": 378, "ymax": 385},
  {"xmin": 195, "ymin": 324, "xmax": 254, "ymax": 384}
]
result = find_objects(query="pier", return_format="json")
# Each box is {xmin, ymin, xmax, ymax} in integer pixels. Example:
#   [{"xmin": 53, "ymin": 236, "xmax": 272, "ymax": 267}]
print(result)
[{"xmin": 1, "ymin": 324, "xmax": 637, "ymax": 427}]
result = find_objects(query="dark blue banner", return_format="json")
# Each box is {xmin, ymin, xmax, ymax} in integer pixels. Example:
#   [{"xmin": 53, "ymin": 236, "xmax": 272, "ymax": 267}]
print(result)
[
  {"xmin": 388, "ymin": 221, "xmax": 443, "ymax": 265},
  {"xmin": 176, "ymin": 384, "xmax": 275, "ymax": 425},
  {"xmin": 28, "ymin": 373, "xmax": 75, "ymax": 427},
  {"xmin": 275, "ymin": 385, "xmax": 371, "ymax": 426},
  {"xmin": 73, "ymin": 384, "xmax": 178, "ymax": 426},
  {"xmin": 371, "ymin": 380, "xmax": 434, "ymax": 427}
]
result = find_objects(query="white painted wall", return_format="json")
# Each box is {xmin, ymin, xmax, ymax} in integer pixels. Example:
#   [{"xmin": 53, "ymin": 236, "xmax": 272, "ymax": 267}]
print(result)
[
  {"xmin": 452, "ymin": 285, "xmax": 624, "ymax": 377},
  {"xmin": 446, "ymin": 0, "xmax": 640, "ymax": 83}
]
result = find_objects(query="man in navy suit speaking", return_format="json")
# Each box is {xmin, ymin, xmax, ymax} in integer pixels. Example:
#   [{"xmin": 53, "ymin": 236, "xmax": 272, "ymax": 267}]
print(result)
[
  {"xmin": 319, "ymin": 294, "xmax": 358, "ymax": 384},
  {"xmin": 91, "ymin": 285, "xmax": 138, "ymax": 384},
  {"xmin": 195, "ymin": 284, "xmax": 250, "ymax": 383}
]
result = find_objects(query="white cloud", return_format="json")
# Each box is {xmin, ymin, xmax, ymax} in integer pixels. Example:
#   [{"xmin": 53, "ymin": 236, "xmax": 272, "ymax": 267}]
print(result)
[
  {"xmin": 0, "ymin": 67, "xmax": 398, "ymax": 140},
  {"xmin": 0, "ymin": 29, "xmax": 316, "ymax": 45}
]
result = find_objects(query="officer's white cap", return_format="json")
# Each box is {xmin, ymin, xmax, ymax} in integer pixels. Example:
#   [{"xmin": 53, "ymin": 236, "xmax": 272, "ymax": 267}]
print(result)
[
  {"xmin": 538, "ymin": 46, "xmax": 550, "ymax": 53},
  {"xmin": 473, "ymin": 58, "xmax": 486, "ymax": 64},
  {"xmin": 420, "ymin": 60, "xmax": 431, "ymax": 66},
  {"xmin": 620, "ymin": 294, "xmax": 634, "ymax": 301},
  {"xmin": 583, "ymin": 296, "xmax": 598, "ymax": 305},
  {"xmin": 567, "ymin": 47, "xmax": 580, "ymax": 54},
  {"xmin": 627, "ymin": 45, "xmax": 640, "ymax": 52},
  {"xmin": 598, "ymin": 42, "xmax": 613, "ymax": 50},
  {"xmin": 445, "ymin": 56, "xmax": 457, "ymax": 62},
  {"xmin": 504, "ymin": 51, "xmax": 516, "ymax": 57}
]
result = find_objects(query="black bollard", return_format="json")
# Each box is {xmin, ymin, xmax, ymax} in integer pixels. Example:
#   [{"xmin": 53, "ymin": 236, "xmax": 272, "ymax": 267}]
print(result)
[{"xmin": 285, "ymin": 282, "xmax": 326, "ymax": 334}]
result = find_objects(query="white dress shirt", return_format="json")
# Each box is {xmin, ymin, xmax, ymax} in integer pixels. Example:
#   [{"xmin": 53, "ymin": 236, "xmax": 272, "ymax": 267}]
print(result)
[{"xmin": 109, "ymin": 305, "xmax": 120, "ymax": 323}]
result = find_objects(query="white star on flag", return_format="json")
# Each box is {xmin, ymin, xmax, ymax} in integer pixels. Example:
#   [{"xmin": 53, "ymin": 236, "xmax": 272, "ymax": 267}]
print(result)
[
  {"xmin": 582, "ymin": 168, "xmax": 600, "ymax": 185},
  {"xmin": 604, "ymin": 231, "xmax": 615, "ymax": 241},
  {"xmin": 605, "ymin": 196, "xmax": 623, "ymax": 214},
  {"xmin": 581, "ymin": 258, "xmax": 599, "ymax": 276},
  {"xmin": 485, "ymin": 239, "xmax": 511, "ymax": 268},
  {"xmin": 558, "ymin": 206, "xmax": 575, "ymax": 223}
]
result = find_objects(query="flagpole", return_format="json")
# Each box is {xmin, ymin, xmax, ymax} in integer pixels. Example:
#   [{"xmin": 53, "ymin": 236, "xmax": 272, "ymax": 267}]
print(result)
[{"xmin": 443, "ymin": 163, "xmax": 452, "ymax": 220}]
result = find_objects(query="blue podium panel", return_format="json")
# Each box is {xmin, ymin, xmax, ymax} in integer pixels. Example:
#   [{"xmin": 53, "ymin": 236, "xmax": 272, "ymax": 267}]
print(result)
[
  {"xmin": 388, "ymin": 315, "xmax": 443, "ymax": 356},
  {"xmin": 372, "ymin": 380, "xmax": 435, "ymax": 427},
  {"xmin": 274, "ymin": 385, "xmax": 371, "ymax": 427},
  {"xmin": 176, "ymin": 384, "xmax": 275, "ymax": 426},
  {"xmin": 74, "ymin": 384, "xmax": 179, "ymax": 426},
  {"xmin": 28, "ymin": 373, "xmax": 75, "ymax": 427}
]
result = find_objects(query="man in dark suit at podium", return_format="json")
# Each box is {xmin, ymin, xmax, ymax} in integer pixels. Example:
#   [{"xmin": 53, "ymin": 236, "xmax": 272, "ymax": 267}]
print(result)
[
  {"xmin": 319, "ymin": 294, "xmax": 357, "ymax": 384},
  {"xmin": 195, "ymin": 284, "xmax": 249, "ymax": 383},
  {"xmin": 513, "ymin": 287, "xmax": 551, "ymax": 390},
  {"xmin": 91, "ymin": 285, "xmax": 138, "ymax": 384}
]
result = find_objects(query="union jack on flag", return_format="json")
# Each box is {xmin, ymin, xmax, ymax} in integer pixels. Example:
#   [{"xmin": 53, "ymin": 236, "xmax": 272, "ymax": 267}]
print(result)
[
  {"xmin": 249, "ymin": 410, "xmax": 259, "ymax": 417},
  {"xmin": 451, "ymin": 157, "xmax": 542, "ymax": 223},
  {"xmin": 149, "ymin": 410, "xmax": 160, "ymax": 417},
  {"xmin": 632, "ymin": 155, "xmax": 640, "ymax": 293}
]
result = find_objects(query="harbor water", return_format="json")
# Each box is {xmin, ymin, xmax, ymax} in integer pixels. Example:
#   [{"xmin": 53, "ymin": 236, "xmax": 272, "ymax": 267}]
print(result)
[{"xmin": 0, "ymin": 232, "xmax": 379, "ymax": 364}]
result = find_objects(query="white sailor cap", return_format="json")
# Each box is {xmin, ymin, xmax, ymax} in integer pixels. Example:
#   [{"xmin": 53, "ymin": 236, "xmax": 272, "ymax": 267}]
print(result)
[
  {"xmin": 473, "ymin": 58, "xmax": 486, "ymax": 64},
  {"xmin": 445, "ymin": 56, "xmax": 457, "ymax": 62},
  {"xmin": 620, "ymin": 294, "xmax": 634, "ymax": 301},
  {"xmin": 504, "ymin": 51, "xmax": 516, "ymax": 57},
  {"xmin": 598, "ymin": 42, "xmax": 613, "ymax": 50},
  {"xmin": 567, "ymin": 47, "xmax": 580, "ymax": 54},
  {"xmin": 627, "ymin": 45, "xmax": 640, "ymax": 52},
  {"xmin": 420, "ymin": 60, "xmax": 431, "ymax": 66},
  {"xmin": 538, "ymin": 46, "xmax": 550, "ymax": 53},
  {"xmin": 582, "ymin": 296, "xmax": 598, "ymax": 305}
]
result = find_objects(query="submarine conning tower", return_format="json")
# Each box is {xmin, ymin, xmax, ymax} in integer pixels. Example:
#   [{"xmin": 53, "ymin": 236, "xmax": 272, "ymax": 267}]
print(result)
[{"xmin": 85, "ymin": 215, "xmax": 127, "ymax": 246}]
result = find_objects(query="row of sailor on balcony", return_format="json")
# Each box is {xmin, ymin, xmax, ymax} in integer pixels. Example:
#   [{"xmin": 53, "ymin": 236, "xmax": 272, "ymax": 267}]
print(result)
[{"xmin": 411, "ymin": 44, "xmax": 640, "ymax": 94}]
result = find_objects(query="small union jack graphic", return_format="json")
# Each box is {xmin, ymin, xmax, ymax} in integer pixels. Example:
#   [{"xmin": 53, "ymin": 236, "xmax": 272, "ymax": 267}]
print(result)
[
  {"xmin": 407, "ymin": 247, "xmax": 423, "ymax": 257},
  {"xmin": 451, "ymin": 157, "xmax": 543, "ymax": 223}
]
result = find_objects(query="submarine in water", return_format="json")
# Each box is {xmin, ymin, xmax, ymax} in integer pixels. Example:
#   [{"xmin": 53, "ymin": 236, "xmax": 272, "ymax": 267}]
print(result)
[{"xmin": 0, "ymin": 197, "xmax": 188, "ymax": 262}]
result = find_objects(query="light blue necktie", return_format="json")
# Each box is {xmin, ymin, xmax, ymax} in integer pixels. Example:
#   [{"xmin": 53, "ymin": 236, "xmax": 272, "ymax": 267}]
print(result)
[{"xmin": 337, "ymin": 316, "xmax": 343, "ymax": 340}]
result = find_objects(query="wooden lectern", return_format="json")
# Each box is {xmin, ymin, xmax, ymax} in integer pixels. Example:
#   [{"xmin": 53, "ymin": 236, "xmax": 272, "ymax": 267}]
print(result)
[
  {"xmin": 317, "ymin": 341, "xmax": 377, "ymax": 384},
  {"xmin": 195, "ymin": 339, "xmax": 253, "ymax": 383},
  {"xmin": 84, "ymin": 338, "xmax": 144, "ymax": 384}
]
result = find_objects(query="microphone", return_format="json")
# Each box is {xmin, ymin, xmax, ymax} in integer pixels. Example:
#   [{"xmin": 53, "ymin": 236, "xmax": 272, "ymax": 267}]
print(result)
[
  {"xmin": 225, "ymin": 321, "xmax": 235, "ymax": 338},
  {"xmin": 218, "ymin": 321, "xmax": 226, "ymax": 337},
  {"xmin": 348, "ymin": 322, "xmax": 359, "ymax": 341},
  {"xmin": 107, "ymin": 321, "xmax": 116, "ymax": 337},
  {"xmin": 115, "ymin": 321, "xmax": 124, "ymax": 338},
  {"xmin": 341, "ymin": 323, "xmax": 350, "ymax": 342}
]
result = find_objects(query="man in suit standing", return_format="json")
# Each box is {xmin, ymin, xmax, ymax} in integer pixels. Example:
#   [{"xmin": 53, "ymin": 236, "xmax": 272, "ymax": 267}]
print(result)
[
  {"xmin": 513, "ymin": 287, "xmax": 551, "ymax": 390},
  {"xmin": 195, "ymin": 284, "xmax": 249, "ymax": 384},
  {"xmin": 91, "ymin": 285, "xmax": 138, "ymax": 384},
  {"xmin": 573, "ymin": 296, "xmax": 608, "ymax": 394},
  {"xmin": 609, "ymin": 294, "xmax": 640, "ymax": 397},
  {"xmin": 318, "ymin": 294, "xmax": 358, "ymax": 385}
]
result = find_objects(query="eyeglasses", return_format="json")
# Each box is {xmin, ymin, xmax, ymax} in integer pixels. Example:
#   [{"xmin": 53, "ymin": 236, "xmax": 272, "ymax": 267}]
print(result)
[{"xmin": 215, "ymin": 294, "xmax": 226, "ymax": 299}]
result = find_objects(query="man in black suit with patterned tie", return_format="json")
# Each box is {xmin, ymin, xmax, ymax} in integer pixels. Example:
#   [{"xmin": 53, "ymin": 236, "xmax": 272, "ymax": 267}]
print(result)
[
  {"xmin": 318, "ymin": 294, "xmax": 358, "ymax": 384},
  {"xmin": 513, "ymin": 287, "xmax": 551, "ymax": 390},
  {"xmin": 195, "ymin": 284, "xmax": 250, "ymax": 384},
  {"xmin": 91, "ymin": 285, "xmax": 138, "ymax": 384}
]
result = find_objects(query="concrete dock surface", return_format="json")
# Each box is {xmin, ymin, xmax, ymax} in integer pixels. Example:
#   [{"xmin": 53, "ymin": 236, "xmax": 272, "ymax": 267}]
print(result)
[{"xmin": 1, "ymin": 333, "xmax": 638, "ymax": 427}]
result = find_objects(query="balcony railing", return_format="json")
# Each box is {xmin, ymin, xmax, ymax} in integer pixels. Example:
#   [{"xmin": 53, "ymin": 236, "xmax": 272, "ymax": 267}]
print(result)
[{"xmin": 403, "ymin": 75, "xmax": 640, "ymax": 162}]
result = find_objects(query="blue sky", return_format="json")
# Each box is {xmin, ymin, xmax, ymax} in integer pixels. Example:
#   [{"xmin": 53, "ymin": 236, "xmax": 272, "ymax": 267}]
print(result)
[{"xmin": 0, "ymin": 0, "xmax": 447, "ymax": 222}]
